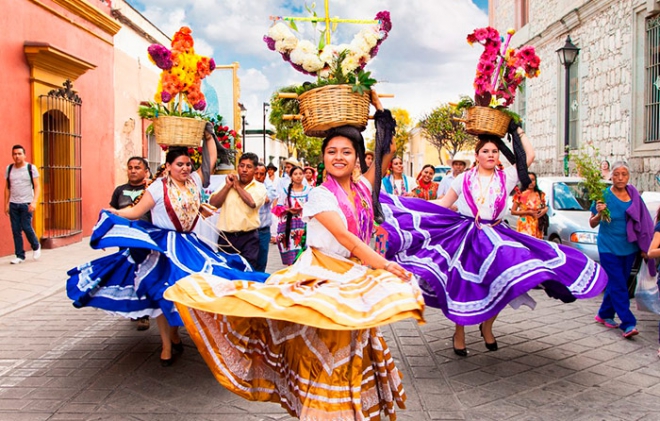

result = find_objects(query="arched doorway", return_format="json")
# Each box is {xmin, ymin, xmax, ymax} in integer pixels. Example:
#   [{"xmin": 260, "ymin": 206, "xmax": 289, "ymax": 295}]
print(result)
[{"xmin": 39, "ymin": 81, "xmax": 82, "ymax": 239}]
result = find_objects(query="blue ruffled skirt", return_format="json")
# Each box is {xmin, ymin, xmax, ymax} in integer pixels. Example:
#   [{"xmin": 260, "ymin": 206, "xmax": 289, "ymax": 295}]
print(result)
[{"xmin": 67, "ymin": 211, "xmax": 268, "ymax": 326}]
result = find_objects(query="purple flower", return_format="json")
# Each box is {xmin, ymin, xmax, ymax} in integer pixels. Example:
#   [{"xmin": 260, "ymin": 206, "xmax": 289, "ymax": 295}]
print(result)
[
  {"xmin": 148, "ymin": 44, "xmax": 173, "ymax": 70},
  {"xmin": 193, "ymin": 100, "xmax": 206, "ymax": 111},
  {"xmin": 161, "ymin": 91, "xmax": 172, "ymax": 103},
  {"xmin": 369, "ymin": 45, "xmax": 380, "ymax": 58},
  {"xmin": 263, "ymin": 36, "xmax": 276, "ymax": 51},
  {"xmin": 375, "ymin": 11, "xmax": 392, "ymax": 33},
  {"xmin": 209, "ymin": 58, "xmax": 216, "ymax": 71}
]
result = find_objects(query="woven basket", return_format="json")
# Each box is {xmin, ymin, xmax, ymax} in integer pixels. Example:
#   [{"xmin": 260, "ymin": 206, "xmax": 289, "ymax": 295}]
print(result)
[
  {"xmin": 463, "ymin": 106, "xmax": 511, "ymax": 137},
  {"xmin": 153, "ymin": 116, "xmax": 206, "ymax": 147},
  {"xmin": 298, "ymin": 85, "xmax": 371, "ymax": 137}
]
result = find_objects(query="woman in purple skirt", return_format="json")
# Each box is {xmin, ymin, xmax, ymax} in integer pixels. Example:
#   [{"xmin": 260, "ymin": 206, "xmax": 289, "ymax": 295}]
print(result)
[{"xmin": 380, "ymin": 125, "xmax": 608, "ymax": 356}]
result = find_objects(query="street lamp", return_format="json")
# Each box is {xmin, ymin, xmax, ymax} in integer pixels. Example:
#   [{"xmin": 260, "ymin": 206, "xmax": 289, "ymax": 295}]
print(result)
[
  {"xmin": 263, "ymin": 102, "xmax": 270, "ymax": 163},
  {"xmin": 556, "ymin": 35, "xmax": 580, "ymax": 176},
  {"xmin": 239, "ymin": 102, "xmax": 247, "ymax": 152}
]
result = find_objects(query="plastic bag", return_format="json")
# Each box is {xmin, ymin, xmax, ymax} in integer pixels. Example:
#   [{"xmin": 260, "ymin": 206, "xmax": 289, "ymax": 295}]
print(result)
[{"xmin": 634, "ymin": 260, "xmax": 660, "ymax": 314}]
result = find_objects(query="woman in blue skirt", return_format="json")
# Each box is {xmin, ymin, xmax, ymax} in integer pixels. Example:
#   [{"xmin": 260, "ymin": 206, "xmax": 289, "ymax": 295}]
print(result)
[{"xmin": 67, "ymin": 129, "xmax": 267, "ymax": 366}]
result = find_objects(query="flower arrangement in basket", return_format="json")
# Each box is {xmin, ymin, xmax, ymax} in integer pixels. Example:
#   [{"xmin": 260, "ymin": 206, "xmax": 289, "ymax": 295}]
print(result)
[
  {"xmin": 456, "ymin": 27, "xmax": 541, "ymax": 137},
  {"xmin": 146, "ymin": 26, "xmax": 216, "ymax": 147},
  {"xmin": 263, "ymin": 7, "xmax": 392, "ymax": 137},
  {"xmin": 159, "ymin": 114, "xmax": 239, "ymax": 170}
]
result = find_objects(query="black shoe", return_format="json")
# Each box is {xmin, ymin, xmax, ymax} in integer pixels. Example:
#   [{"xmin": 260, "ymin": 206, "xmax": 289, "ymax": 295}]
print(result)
[
  {"xmin": 479, "ymin": 323, "xmax": 498, "ymax": 351},
  {"xmin": 452, "ymin": 334, "xmax": 468, "ymax": 357},
  {"xmin": 160, "ymin": 357, "xmax": 173, "ymax": 367},
  {"xmin": 172, "ymin": 340, "xmax": 184, "ymax": 354}
]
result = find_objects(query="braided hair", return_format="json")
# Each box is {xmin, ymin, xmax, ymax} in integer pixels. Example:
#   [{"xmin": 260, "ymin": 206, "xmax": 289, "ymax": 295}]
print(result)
[{"xmin": 283, "ymin": 166, "xmax": 303, "ymax": 248}]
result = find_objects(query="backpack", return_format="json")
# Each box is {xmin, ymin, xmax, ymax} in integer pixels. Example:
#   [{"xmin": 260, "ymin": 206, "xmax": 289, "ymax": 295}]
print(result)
[{"xmin": 6, "ymin": 163, "xmax": 34, "ymax": 190}]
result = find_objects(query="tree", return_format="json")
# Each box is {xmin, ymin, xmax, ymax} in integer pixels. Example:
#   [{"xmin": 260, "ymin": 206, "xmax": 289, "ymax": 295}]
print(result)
[
  {"xmin": 419, "ymin": 104, "xmax": 476, "ymax": 161},
  {"xmin": 366, "ymin": 107, "xmax": 412, "ymax": 156},
  {"xmin": 268, "ymin": 87, "xmax": 323, "ymax": 166}
]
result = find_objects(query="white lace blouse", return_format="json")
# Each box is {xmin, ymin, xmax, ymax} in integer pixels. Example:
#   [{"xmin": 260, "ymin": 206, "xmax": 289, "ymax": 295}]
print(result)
[{"xmin": 302, "ymin": 178, "xmax": 373, "ymax": 258}]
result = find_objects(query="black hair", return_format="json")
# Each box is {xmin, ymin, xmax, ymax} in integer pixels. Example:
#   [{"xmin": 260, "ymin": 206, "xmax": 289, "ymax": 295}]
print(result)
[
  {"xmin": 421, "ymin": 164, "xmax": 435, "ymax": 173},
  {"xmin": 322, "ymin": 125, "xmax": 367, "ymax": 174},
  {"xmin": 239, "ymin": 152, "xmax": 259, "ymax": 167},
  {"xmin": 282, "ymin": 166, "xmax": 304, "ymax": 249},
  {"xmin": 165, "ymin": 147, "xmax": 190, "ymax": 164},
  {"xmin": 127, "ymin": 156, "xmax": 149, "ymax": 169},
  {"xmin": 256, "ymin": 162, "xmax": 266, "ymax": 169},
  {"xmin": 266, "ymin": 163, "xmax": 277, "ymax": 170},
  {"xmin": 11, "ymin": 145, "xmax": 25, "ymax": 153},
  {"xmin": 527, "ymin": 172, "xmax": 542, "ymax": 194}
]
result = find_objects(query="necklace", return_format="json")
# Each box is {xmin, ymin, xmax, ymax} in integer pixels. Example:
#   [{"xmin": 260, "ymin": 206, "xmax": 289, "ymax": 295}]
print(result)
[{"xmin": 476, "ymin": 171, "xmax": 495, "ymax": 205}]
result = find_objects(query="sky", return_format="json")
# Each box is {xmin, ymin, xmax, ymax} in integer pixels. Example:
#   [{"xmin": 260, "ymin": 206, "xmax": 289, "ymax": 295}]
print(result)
[{"xmin": 128, "ymin": 0, "xmax": 488, "ymax": 130}]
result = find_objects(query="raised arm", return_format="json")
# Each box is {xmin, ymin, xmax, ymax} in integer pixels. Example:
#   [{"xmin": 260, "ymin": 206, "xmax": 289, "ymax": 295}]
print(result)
[
  {"xmin": 363, "ymin": 90, "xmax": 396, "ymax": 189},
  {"xmin": 313, "ymin": 210, "xmax": 409, "ymax": 281},
  {"xmin": 196, "ymin": 130, "xmax": 218, "ymax": 184},
  {"xmin": 518, "ymin": 128, "xmax": 535, "ymax": 167}
]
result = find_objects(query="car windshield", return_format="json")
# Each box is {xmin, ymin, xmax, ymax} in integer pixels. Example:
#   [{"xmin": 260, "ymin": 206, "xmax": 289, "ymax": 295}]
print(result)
[{"xmin": 552, "ymin": 182, "xmax": 592, "ymax": 211}]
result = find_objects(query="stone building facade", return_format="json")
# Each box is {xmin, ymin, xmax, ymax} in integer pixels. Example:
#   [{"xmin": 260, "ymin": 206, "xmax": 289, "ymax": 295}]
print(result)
[{"xmin": 489, "ymin": 0, "xmax": 660, "ymax": 191}]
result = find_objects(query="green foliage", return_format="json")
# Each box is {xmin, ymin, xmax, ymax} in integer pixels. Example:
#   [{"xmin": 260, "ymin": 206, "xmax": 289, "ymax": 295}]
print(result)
[
  {"xmin": 419, "ymin": 103, "xmax": 477, "ymax": 161},
  {"xmin": 455, "ymin": 94, "xmax": 521, "ymax": 124},
  {"xmin": 138, "ymin": 102, "xmax": 208, "ymax": 136},
  {"xmin": 570, "ymin": 145, "xmax": 611, "ymax": 222}
]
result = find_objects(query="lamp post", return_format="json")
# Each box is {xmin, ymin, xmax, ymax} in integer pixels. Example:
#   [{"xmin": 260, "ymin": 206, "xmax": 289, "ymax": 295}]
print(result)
[
  {"xmin": 556, "ymin": 35, "xmax": 580, "ymax": 176},
  {"xmin": 239, "ymin": 103, "xmax": 247, "ymax": 152},
  {"xmin": 263, "ymin": 102, "xmax": 270, "ymax": 163}
]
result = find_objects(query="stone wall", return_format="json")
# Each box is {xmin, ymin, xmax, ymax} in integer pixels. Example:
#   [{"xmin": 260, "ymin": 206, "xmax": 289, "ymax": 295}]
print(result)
[{"xmin": 490, "ymin": 0, "xmax": 660, "ymax": 191}]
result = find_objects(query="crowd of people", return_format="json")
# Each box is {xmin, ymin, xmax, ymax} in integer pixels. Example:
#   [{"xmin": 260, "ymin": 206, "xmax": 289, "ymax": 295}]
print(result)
[{"xmin": 2, "ymin": 91, "xmax": 653, "ymax": 420}]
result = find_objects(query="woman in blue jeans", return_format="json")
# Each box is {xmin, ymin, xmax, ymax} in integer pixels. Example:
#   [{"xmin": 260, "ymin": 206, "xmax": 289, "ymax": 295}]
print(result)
[{"xmin": 590, "ymin": 161, "xmax": 656, "ymax": 338}]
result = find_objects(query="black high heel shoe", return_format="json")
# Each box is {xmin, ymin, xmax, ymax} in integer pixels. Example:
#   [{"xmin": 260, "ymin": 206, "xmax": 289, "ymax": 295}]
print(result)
[
  {"xmin": 479, "ymin": 323, "xmax": 498, "ymax": 351},
  {"xmin": 172, "ymin": 340, "xmax": 184, "ymax": 354},
  {"xmin": 452, "ymin": 334, "xmax": 468, "ymax": 357}
]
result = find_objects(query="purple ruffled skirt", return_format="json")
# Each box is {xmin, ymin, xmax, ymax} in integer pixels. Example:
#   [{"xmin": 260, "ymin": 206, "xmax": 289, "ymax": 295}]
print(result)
[{"xmin": 380, "ymin": 194, "xmax": 608, "ymax": 326}]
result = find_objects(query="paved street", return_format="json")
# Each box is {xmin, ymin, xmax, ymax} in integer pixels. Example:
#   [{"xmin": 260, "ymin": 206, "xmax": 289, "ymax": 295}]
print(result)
[{"xmin": 1, "ymin": 242, "xmax": 660, "ymax": 420}]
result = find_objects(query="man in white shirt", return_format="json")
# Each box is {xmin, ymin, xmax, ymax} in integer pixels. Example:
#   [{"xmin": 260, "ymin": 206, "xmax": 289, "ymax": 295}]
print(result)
[
  {"xmin": 4, "ymin": 145, "xmax": 41, "ymax": 264},
  {"xmin": 437, "ymin": 158, "xmax": 470, "ymax": 199}
]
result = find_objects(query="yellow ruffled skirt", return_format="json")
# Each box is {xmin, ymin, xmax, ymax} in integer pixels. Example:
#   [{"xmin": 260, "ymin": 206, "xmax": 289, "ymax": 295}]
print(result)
[{"xmin": 164, "ymin": 247, "xmax": 425, "ymax": 420}]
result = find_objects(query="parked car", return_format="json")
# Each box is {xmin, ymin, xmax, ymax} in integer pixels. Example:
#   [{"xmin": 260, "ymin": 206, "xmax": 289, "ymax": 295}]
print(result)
[
  {"xmin": 503, "ymin": 177, "xmax": 611, "ymax": 262},
  {"xmin": 432, "ymin": 165, "xmax": 451, "ymax": 183}
]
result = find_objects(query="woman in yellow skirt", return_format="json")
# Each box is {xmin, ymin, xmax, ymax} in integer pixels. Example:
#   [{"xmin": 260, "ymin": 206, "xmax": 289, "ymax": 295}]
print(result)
[{"xmin": 164, "ymin": 92, "xmax": 424, "ymax": 420}]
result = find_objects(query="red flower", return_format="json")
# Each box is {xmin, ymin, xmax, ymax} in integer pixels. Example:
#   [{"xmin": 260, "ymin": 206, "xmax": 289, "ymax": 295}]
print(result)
[{"xmin": 235, "ymin": 142, "xmax": 242, "ymax": 149}]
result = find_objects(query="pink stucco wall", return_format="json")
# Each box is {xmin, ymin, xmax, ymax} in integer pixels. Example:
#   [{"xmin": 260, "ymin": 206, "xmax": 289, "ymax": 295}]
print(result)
[{"xmin": 0, "ymin": 0, "xmax": 116, "ymax": 256}]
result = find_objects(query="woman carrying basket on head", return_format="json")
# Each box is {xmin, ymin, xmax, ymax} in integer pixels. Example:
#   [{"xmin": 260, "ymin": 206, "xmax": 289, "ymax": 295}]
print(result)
[
  {"xmin": 67, "ymin": 124, "xmax": 267, "ymax": 367},
  {"xmin": 380, "ymin": 123, "xmax": 608, "ymax": 356},
  {"xmin": 164, "ymin": 91, "xmax": 424, "ymax": 420}
]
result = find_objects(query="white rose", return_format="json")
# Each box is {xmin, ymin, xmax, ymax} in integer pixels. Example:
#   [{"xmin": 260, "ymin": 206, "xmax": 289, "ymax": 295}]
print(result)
[
  {"xmin": 268, "ymin": 22, "xmax": 292, "ymax": 41},
  {"xmin": 302, "ymin": 56, "xmax": 324, "ymax": 72},
  {"xmin": 350, "ymin": 39, "xmax": 370, "ymax": 56},
  {"xmin": 297, "ymin": 40, "xmax": 317, "ymax": 54},
  {"xmin": 275, "ymin": 36, "xmax": 298, "ymax": 52},
  {"xmin": 319, "ymin": 45, "xmax": 338, "ymax": 65},
  {"xmin": 289, "ymin": 48, "xmax": 306, "ymax": 65},
  {"xmin": 360, "ymin": 27, "xmax": 380, "ymax": 47}
]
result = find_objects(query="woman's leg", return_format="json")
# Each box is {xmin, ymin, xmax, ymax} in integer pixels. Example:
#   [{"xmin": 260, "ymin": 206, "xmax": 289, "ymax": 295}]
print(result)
[
  {"xmin": 599, "ymin": 253, "xmax": 637, "ymax": 331},
  {"xmin": 453, "ymin": 324, "xmax": 466, "ymax": 350},
  {"xmin": 481, "ymin": 314, "xmax": 498, "ymax": 344},
  {"xmin": 157, "ymin": 315, "xmax": 172, "ymax": 360}
]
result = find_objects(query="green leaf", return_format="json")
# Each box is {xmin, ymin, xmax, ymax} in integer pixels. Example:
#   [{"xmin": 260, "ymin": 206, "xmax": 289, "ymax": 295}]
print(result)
[
  {"xmin": 318, "ymin": 29, "xmax": 326, "ymax": 50},
  {"xmin": 288, "ymin": 20, "xmax": 298, "ymax": 32}
]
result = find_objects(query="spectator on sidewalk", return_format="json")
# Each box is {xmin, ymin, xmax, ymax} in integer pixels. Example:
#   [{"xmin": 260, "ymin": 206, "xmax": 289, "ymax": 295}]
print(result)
[
  {"xmin": 210, "ymin": 152, "xmax": 267, "ymax": 269},
  {"xmin": 109, "ymin": 156, "xmax": 152, "ymax": 331},
  {"xmin": 437, "ymin": 158, "xmax": 469, "ymax": 199},
  {"xmin": 4, "ymin": 145, "xmax": 41, "ymax": 264},
  {"xmin": 254, "ymin": 163, "xmax": 277, "ymax": 272},
  {"xmin": 110, "ymin": 157, "xmax": 152, "ymax": 223}
]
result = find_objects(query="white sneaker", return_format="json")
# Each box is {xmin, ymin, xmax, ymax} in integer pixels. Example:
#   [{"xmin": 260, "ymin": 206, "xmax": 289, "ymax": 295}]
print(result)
[
  {"xmin": 33, "ymin": 247, "xmax": 41, "ymax": 260},
  {"xmin": 10, "ymin": 257, "xmax": 24, "ymax": 264}
]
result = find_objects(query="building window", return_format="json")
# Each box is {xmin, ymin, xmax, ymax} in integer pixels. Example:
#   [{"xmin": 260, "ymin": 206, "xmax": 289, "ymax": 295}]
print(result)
[
  {"xmin": 147, "ymin": 133, "xmax": 161, "ymax": 175},
  {"xmin": 516, "ymin": 0, "xmax": 529, "ymax": 29},
  {"xmin": 645, "ymin": 14, "xmax": 660, "ymax": 143},
  {"xmin": 515, "ymin": 81, "xmax": 527, "ymax": 129},
  {"xmin": 568, "ymin": 59, "xmax": 580, "ymax": 149}
]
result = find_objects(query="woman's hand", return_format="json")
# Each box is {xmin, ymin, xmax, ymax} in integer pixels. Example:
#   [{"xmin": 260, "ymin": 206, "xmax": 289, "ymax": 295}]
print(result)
[
  {"xmin": 595, "ymin": 201, "xmax": 607, "ymax": 214},
  {"xmin": 105, "ymin": 207, "xmax": 119, "ymax": 216},
  {"xmin": 384, "ymin": 261, "xmax": 411, "ymax": 282}
]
